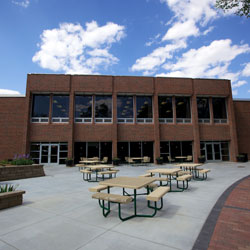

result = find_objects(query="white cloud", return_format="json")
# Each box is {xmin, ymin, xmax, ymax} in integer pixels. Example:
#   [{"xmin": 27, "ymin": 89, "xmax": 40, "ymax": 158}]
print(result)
[
  {"xmin": 33, "ymin": 21, "xmax": 125, "ymax": 74},
  {"xmin": 160, "ymin": 39, "xmax": 250, "ymax": 82},
  {"xmin": 242, "ymin": 63, "xmax": 250, "ymax": 77},
  {"xmin": 232, "ymin": 80, "xmax": 247, "ymax": 89},
  {"xmin": 0, "ymin": 89, "xmax": 22, "ymax": 95},
  {"xmin": 131, "ymin": 40, "xmax": 186, "ymax": 74},
  {"xmin": 162, "ymin": 20, "xmax": 199, "ymax": 40},
  {"xmin": 12, "ymin": 0, "xmax": 30, "ymax": 8},
  {"xmin": 145, "ymin": 33, "xmax": 161, "ymax": 47},
  {"xmin": 203, "ymin": 26, "xmax": 214, "ymax": 35}
]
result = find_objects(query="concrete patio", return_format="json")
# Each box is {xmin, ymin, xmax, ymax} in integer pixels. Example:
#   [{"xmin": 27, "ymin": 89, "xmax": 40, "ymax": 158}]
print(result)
[{"xmin": 0, "ymin": 162, "xmax": 250, "ymax": 250}]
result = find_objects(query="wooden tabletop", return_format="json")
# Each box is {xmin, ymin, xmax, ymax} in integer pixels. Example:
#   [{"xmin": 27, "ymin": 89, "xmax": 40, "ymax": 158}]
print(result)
[
  {"xmin": 147, "ymin": 168, "xmax": 181, "ymax": 175},
  {"xmin": 79, "ymin": 160, "xmax": 100, "ymax": 164},
  {"xmin": 99, "ymin": 176, "xmax": 156, "ymax": 189},
  {"xmin": 175, "ymin": 156, "xmax": 187, "ymax": 159}
]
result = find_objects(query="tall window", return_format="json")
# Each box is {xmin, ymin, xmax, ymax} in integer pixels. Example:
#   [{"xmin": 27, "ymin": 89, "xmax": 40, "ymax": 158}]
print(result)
[
  {"xmin": 31, "ymin": 94, "xmax": 50, "ymax": 123},
  {"xmin": 136, "ymin": 96, "xmax": 153, "ymax": 123},
  {"xmin": 95, "ymin": 95, "xmax": 112, "ymax": 123},
  {"xmin": 158, "ymin": 96, "xmax": 173, "ymax": 123},
  {"xmin": 117, "ymin": 96, "xmax": 134, "ymax": 123},
  {"xmin": 176, "ymin": 97, "xmax": 191, "ymax": 123},
  {"xmin": 52, "ymin": 95, "xmax": 69, "ymax": 123},
  {"xmin": 75, "ymin": 95, "xmax": 92, "ymax": 123},
  {"xmin": 197, "ymin": 97, "xmax": 210, "ymax": 123},
  {"xmin": 212, "ymin": 98, "xmax": 227, "ymax": 123}
]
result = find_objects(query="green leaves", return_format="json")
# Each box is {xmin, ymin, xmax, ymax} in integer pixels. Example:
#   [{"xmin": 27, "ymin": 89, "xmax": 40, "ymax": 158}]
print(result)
[{"xmin": 0, "ymin": 184, "xmax": 19, "ymax": 193}]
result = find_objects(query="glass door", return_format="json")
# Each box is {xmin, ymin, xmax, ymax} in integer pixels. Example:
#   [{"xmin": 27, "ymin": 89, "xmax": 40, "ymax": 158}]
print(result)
[
  {"xmin": 205, "ymin": 143, "xmax": 221, "ymax": 161},
  {"xmin": 40, "ymin": 144, "xmax": 59, "ymax": 165},
  {"xmin": 50, "ymin": 144, "xmax": 59, "ymax": 164},
  {"xmin": 206, "ymin": 143, "xmax": 213, "ymax": 161},
  {"xmin": 214, "ymin": 143, "xmax": 221, "ymax": 161},
  {"xmin": 41, "ymin": 145, "xmax": 49, "ymax": 164}
]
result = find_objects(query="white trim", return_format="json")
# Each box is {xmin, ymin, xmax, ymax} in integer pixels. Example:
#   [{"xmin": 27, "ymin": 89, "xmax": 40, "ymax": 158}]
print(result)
[
  {"xmin": 74, "ymin": 118, "xmax": 92, "ymax": 123},
  {"xmin": 198, "ymin": 118, "xmax": 210, "ymax": 124},
  {"xmin": 52, "ymin": 117, "xmax": 69, "ymax": 123},
  {"xmin": 95, "ymin": 118, "xmax": 112, "ymax": 123},
  {"xmin": 159, "ymin": 118, "xmax": 173, "ymax": 123},
  {"xmin": 136, "ymin": 118, "xmax": 153, "ymax": 123},
  {"xmin": 117, "ymin": 118, "xmax": 134, "ymax": 123},
  {"xmin": 176, "ymin": 118, "xmax": 191, "ymax": 123},
  {"xmin": 31, "ymin": 117, "xmax": 49, "ymax": 123}
]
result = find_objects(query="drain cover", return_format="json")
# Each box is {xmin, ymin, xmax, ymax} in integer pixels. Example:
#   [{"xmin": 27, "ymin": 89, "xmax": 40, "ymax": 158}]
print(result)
[{"xmin": 237, "ymin": 165, "xmax": 245, "ymax": 168}]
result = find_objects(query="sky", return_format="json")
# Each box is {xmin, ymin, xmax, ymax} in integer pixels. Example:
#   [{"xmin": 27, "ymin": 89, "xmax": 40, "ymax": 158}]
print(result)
[{"xmin": 0, "ymin": 0, "xmax": 249, "ymax": 98}]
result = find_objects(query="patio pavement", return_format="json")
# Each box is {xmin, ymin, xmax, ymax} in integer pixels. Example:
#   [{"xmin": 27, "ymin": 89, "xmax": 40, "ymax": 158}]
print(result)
[{"xmin": 0, "ymin": 162, "xmax": 250, "ymax": 250}]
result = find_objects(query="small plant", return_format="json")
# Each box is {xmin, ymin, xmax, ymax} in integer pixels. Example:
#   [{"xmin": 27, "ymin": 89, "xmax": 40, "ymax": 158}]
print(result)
[
  {"xmin": 198, "ymin": 155, "xmax": 206, "ymax": 163},
  {"xmin": 156, "ymin": 157, "xmax": 163, "ymax": 164},
  {"xmin": 11, "ymin": 154, "xmax": 34, "ymax": 165},
  {"xmin": 0, "ymin": 184, "xmax": 19, "ymax": 193},
  {"xmin": 65, "ymin": 158, "xmax": 74, "ymax": 167},
  {"xmin": 112, "ymin": 157, "xmax": 120, "ymax": 166},
  {"xmin": 0, "ymin": 160, "xmax": 11, "ymax": 166}
]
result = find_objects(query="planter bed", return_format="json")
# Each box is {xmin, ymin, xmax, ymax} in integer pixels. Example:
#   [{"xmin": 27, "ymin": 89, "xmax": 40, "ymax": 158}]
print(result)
[
  {"xmin": 0, "ymin": 190, "xmax": 25, "ymax": 210},
  {"xmin": 0, "ymin": 164, "xmax": 45, "ymax": 181}
]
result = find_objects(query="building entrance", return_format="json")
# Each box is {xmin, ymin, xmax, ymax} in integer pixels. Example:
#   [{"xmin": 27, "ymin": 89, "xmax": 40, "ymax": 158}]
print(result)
[
  {"xmin": 205, "ymin": 143, "xmax": 221, "ymax": 161},
  {"xmin": 40, "ymin": 144, "xmax": 59, "ymax": 165}
]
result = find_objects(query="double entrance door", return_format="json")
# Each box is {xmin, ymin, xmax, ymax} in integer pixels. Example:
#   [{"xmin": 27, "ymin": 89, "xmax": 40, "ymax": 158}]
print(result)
[
  {"xmin": 205, "ymin": 142, "xmax": 221, "ymax": 161},
  {"xmin": 40, "ymin": 144, "xmax": 59, "ymax": 165}
]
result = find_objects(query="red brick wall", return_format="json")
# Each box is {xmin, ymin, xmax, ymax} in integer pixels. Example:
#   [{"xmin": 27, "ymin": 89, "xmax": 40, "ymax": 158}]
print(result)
[
  {"xmin": 0, "ymin": 74, "xmax": 242, "ymax": 163},
  {"xmin": 0, "ymin": 97, "xmax": 26, "ymax": 160},
  {"xmin": 234, "ymin": 101, "xmax": 250, "ymax": 159}
]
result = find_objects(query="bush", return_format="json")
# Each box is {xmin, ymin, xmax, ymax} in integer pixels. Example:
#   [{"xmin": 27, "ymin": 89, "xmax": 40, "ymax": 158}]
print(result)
[
  {"xmin": 11, "ymin": 154, "xmax": 34, "ymax": 165},
  {"xmin": 156, "ymin": 157, "xmax": 163, "ymax": 164},
  {"xmin": 0, "ymin": 184, "xmax": 19, "ymax": 193}
]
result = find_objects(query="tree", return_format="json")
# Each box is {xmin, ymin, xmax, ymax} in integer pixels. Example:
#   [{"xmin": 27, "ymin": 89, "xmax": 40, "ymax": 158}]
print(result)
[{"xmin": 215, "ymin": 0, "xmax": 250, "ymax": 18}]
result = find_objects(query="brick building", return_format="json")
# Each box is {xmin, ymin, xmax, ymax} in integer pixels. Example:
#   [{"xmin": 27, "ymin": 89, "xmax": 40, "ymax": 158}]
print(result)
[{"xmin": 0, "ymin": 74, "xmax": 249, "ymax": 165}]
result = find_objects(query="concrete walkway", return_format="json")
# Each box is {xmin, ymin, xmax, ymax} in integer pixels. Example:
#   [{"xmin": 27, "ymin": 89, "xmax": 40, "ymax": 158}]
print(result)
[{"xmin": 0, "ymin": 162, "xmax": 250, "ymax": 250}]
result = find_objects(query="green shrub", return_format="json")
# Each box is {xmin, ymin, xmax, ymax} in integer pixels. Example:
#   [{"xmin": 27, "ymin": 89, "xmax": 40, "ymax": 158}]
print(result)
[
  {"xmin": 0, "ymin": 184, "xmax": 19, "ymax": 193},
  {"xmin": 11, "ymin": 154, "xmax": 34, "ymax": 165}
]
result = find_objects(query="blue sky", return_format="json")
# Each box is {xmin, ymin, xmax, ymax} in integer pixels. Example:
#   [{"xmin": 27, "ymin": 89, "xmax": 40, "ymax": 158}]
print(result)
[{"xmin": 0, "ymin": 0, "xmax": 249, "ymax": 97}]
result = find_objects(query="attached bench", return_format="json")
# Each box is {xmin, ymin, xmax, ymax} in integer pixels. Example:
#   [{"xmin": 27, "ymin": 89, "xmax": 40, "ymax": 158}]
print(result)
[
  {"xmin": 89, "ymin": 184, "xmax": 108, "ymax": 192},
  {"xmin": 176, "ymin": 174, "xmax": 192, "ymax": 191},
  {"xmin": 146, "ymin": 186, "xmax": 170, "ymax": 211},
  {"xmin": 92, "ymin": 192, "xmax": 133, "ymax": 219},
  {"xmin": 80, "ymin": 169, "xmax": 92, "ymax": 181},
  {"xmin": 196, "ymin": 169, "xmax": 211, "ymax": 180},
  {"xmin": 98, "ymin": 170, "xmax": 119, "ymax": 180}
]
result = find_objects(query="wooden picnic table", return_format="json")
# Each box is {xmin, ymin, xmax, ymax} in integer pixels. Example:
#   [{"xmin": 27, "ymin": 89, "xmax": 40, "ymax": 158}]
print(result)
[
  {"xmin": 175, "ymin": 163, "xmax": 203, "ymax": 179},
  {"xmin": 99, "ymin": 176, "xmax": 160, "ymax": 220},
  {"xmin": 147, "ymin": 168, "xmax": 182, "ymax": 191}
]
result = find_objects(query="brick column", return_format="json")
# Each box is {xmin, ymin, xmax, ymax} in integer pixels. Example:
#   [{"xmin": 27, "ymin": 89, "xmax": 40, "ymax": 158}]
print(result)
[
  {"xmin": 173, "ymin": 96, "xmax": 176, "ymax": 124},
  {"xmin": 68, "ymin": 77, "xmax": 74, "ymax": 159},
  {"xmin": 191, "ymin": 94, "xmax": 200, "ymax": 163},
  {"xmin": 153, "ymin": 92, "xmax": 160, "ymax": 164},
  {"xmin": 112, "ymin": 77, "xmax": 118, "ymax": 159},
  {"xmin": 227, "ymin": 81, "xmax": 238, "ymax": 161}
]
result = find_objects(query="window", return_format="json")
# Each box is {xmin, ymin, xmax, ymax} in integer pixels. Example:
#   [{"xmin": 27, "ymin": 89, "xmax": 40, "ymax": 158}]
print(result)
[
  {"xmin": 197, "ymin": 97, "xmax": 210, "ymax": 123},
  {"xmin": 158, "ymin": 96, "xmax": 173, "ymax": 123},
  {"xmin": 176, "ymin": 97, "xmax": 191, "ymax": 123},
  {"xmin": 160, "ymin": 141, "xmax": 170, "ymax": 162},
  {"xmin": 117, "ymin": 96, "xmax": 134, "ymax": 123},
  {"xmin": 212, "ymin": 98, "xmax": 227, "ymax": 123},
  {"xmin": 95, "ymin": 95, "xmax": 112, "ymax": 123},
  {"xmin": 52, "ymin": 95, "xmax": 69, "ymax": 123},
  {"xmin": 75, "ymin": 95, "xmax": 92, "ymax": 123},
  {"xmin": 136, "ymin": 96, "xmax": 153, "ymax": 123},
  {"xmin": 31, "ymin": 94, "xmax": 50, "ymax": 123}
]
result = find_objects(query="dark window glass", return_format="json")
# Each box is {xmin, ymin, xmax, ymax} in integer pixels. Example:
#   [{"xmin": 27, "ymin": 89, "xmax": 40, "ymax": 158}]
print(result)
[
  {"xmin": 176, "ymin": 97, "xmax": 191, "ymax": 118},
  {"xmin": 197, "ymin": 97, "xmax": 210, "ymax": 119},
  {"xmin": 52, "ymin": 95, "xmax": 69, "ymax": 118},
  {"xmin": 130, "ymin": 142, "xmax": 142, "ymax": 157},
  {"xmin": 117, "ymin": 142, "xmax": 129, "ymax": 162},
  {"xmin": 74, "ymin": 142, "xmax": 86, "ymax": 164},
  {"xmin": 136, "ymin": 96, "xmax": 153, "ymax": 118},
  {"xmin": 182, "ymin": 141, "xmax": 193, "ymax": 156},
  {"xmin": 158, "ymin": 97, "xmax": 173, "ymax": 118},
  {"xmin": 142, "ymin": 141, "xmax": 153, "ymax": 162},
  {"xmin": 100, "ymin": 142, "xmax": 112, "ymax": 162},
  {"xmin": 212, "ymin": 98, "xmax": 227, "ymax": 119},
  {"xmin": 170, "ymin": 141, "xmax": 181, "ymax": 158},
  {"xmin": 87, "ymin": 142, "xmax": 99, "ymax": 158},
  {"xmin": 95, "ymin": 96, "xmax": 112, "ymax": 118},
  {"xmin": 160, "ymin": 141, "xmax": 170, "ymax": 162},
  {"xmin": 32, "ymin": 95, "xmax": 50, "ymax": 117},
  {"xmin": 75, "ymin": 95, "xmax": 92, "ymax": 118},
  {"xmin": 117, "ymin": 96, "xmax": 133, "ymax": 118}
]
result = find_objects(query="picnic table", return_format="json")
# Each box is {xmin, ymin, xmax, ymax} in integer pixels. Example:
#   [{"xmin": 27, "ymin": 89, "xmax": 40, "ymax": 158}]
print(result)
[
  {"xmin": 96, "ymin": 176, "xmax": 169, "ymax": 221},
  {"xmin": 76, "ymin": 164, "xmax": 116, "ymax": 182},
  {"xmin": 147, "ymin": 168, "xmax": 182, "ymax": 191},
  {"xmin": 175, "ymin": 163, "xmax": 203, "ymax": 178}
]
